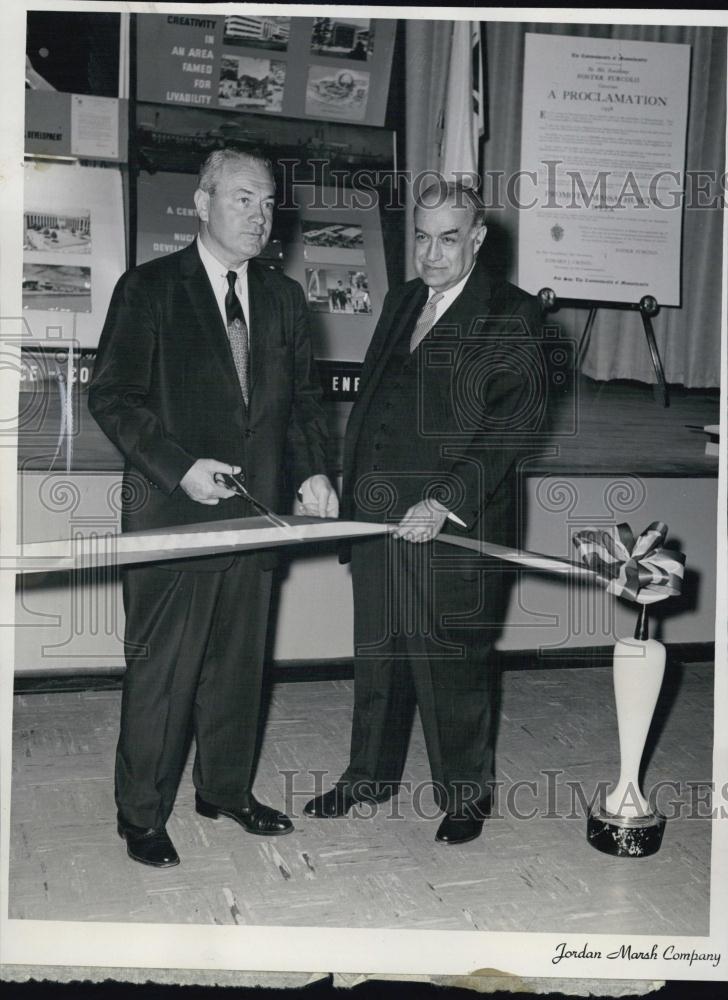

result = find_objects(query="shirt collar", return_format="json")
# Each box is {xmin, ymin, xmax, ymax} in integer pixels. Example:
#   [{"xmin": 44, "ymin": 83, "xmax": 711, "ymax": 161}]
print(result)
[{"xmin": 196, "ymin": 234, "xmax": 249, "ymax": 282}]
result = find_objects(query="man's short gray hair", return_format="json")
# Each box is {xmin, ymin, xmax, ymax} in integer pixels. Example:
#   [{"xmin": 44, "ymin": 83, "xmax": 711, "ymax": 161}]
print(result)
[
  {"xmin": 415, "ymin": 179, "xmax": 486, "ymax": 228},
  {"xmin": 197, "ymin": 148, "xmax": 273, "ymax": 195}
]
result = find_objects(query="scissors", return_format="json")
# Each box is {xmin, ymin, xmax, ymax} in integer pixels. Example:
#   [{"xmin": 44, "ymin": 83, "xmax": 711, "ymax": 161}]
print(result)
[{"xmin": 213, "ymin": 471, "xmax": 291, "ymax": 530}]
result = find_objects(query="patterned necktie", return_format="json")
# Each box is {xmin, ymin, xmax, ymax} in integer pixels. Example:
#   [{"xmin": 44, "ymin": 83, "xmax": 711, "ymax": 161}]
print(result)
[
  {"xmin": 225, "ymin": 270, "xmax": 250, "ymax": 407},
  {"xmin": 409, "ymin": 291, "xmax": 444, "ymax": 352}
]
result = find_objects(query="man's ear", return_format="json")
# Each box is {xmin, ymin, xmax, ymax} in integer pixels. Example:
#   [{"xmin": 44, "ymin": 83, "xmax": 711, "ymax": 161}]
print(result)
[
  {"xmin": 193, "ymin": 187, "xmax": 209, "ymax": 223},
  {"xmin": 473, "ymin": 223, "xmax": 487, "ymax": 254}
]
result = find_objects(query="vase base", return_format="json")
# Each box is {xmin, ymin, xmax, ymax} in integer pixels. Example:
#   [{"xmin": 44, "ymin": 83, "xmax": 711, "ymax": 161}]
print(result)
[{"xmin": 587, "ymin": 807, "xmax": 665, "ymax": 857}]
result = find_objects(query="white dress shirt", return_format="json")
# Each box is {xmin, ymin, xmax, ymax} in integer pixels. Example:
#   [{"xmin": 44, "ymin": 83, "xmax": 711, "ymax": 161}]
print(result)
[{"xmin": 196, "ymin": 235, "xmax": 251, "ymax": 334}]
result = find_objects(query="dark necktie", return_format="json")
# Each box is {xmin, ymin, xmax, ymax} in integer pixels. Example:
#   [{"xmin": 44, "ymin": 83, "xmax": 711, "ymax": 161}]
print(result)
[{"xmin": 225, "ymin": 270, "xmax": 250, "ymax": 407}]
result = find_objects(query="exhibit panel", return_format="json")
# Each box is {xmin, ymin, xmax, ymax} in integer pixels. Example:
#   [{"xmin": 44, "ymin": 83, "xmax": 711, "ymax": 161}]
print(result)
[
  {"xmin": 22, "ymin": 162, "xmax": 126, "ymax": 350},
  {"xmin": 21, "ymin": 10, "xmax": 401, "ymax": 479},
  {"xmin": 135, "ymin": 12, "xmax": 396, "ymax": 126}
]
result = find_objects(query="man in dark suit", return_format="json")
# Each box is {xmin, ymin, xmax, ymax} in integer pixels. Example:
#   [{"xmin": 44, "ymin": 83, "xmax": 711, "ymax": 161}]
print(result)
[
  {"xmin": 90, "ymin": 149, "xmax": 337, "ymax": 867},
  {"xmin": 304, "ymin": 180, "xmax": 546, "ymax": 844}
]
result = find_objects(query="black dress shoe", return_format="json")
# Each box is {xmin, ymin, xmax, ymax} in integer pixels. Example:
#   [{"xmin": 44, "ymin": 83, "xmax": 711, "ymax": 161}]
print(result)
[
  {"xmin": 303, "ymin": 784, "xmax": 393, "ymax": 817},
  {"xmin": 435, "ymin": 813, "xmax": 484, "ymax": 846},
  {"xmin": 303, "ymin": 787, "xmax": 358, "ymax": 818},
  {"xmin": 117, "ymin": 821, "xmax": 180, "ymax": 867},
  {"xmin": 195, "ymin": 792, "xmax": 293, "ymax": 836}
]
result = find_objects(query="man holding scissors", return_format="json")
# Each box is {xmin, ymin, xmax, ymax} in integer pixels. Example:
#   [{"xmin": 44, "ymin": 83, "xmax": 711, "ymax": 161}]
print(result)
[{"xmin": 90, "ymin": 149, "xmax": 337, "ymax": 867}]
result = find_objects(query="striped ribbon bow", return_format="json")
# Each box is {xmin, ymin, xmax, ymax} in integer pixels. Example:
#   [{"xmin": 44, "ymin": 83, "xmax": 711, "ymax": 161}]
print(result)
[{"xmin": 572, "ymin": 521, "xmax": 685, "ymax": 605}]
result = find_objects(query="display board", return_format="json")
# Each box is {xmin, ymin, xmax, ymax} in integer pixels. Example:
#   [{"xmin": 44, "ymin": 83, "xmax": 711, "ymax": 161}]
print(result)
[
  {"xmin": 25, "ymin": 91, "xmax": 126, "ymax": 161},
  {"xmin": 19, "ymin": 9, "xmax": 399, "ymax": 473},
  {"xmin": 22, "ymin": 161, "xmax": 126, "ymax": 349},
  {"xmin": 518, "ymin": 34, "xmax": 690, "ymax": 306},
  {"xmin": 136, "ymin": 12, "xmax": 396, "ymax": 127},
  {"xmin": 24, "ymin": 9, "xmax": 127, "ymax": 161}
]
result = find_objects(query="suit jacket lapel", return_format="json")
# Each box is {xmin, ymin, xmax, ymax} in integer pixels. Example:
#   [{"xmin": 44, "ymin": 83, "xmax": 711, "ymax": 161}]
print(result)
[
  {"xmin": 247, "ymin": 262, "xmax": 281, "ymax": 414},
  {"xmin": 429, "ymin": 258, "xmax": 493, "ymax": 340},
  {"xmin": 180, "ymin": 244, "xmax": 243, "ymax": 404},
  {"xmin": 347, "ymin": 282, "xmax": 427, "ymax": 449},
  {"xmin": 372, "ymin": 282, "xmax": 428, "ymax": 384}
]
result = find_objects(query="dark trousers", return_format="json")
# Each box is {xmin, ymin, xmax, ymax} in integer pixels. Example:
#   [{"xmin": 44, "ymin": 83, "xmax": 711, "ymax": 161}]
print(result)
[
  {"xmin": 339, "ymin": 534, "xmax": 502, "ymax": 816},
  {"xmin": 116, "ymin": 553, "xmax": 273, "ymax": 829}
]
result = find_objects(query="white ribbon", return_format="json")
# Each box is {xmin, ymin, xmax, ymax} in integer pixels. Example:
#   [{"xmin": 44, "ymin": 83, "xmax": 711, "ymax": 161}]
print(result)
[{"xmin": 11, "ymin": 517, "xmax": 682, "ymax": 609}]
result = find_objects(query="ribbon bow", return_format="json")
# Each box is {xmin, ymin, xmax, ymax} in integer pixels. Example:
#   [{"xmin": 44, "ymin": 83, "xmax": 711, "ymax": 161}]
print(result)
[{"xmin": 572, "ymin": 521, "xmax": 685, "ymax": 605}]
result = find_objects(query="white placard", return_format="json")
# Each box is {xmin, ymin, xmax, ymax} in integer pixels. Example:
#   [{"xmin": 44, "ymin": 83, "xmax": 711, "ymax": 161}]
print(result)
[
  {"xmin": 22, "ymin": 161, "xmax": 126, "ymax": 347},
  {"xmin": 518, "ymin": 34, "xmax": 690, "ymax": 306},
  {"xmin": 70, "ymin": 94, "xmax": 119, "ymax": 159}
]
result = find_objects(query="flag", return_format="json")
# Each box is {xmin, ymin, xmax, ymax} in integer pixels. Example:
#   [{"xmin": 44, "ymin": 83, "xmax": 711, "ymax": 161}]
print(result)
[{"xmin": 439, "ymin": 21, "xmax": 485, "ymax": 185}]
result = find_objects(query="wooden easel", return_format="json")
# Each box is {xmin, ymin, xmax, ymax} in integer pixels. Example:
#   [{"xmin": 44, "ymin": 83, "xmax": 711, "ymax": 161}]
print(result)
[{"xmin": 537, "ymin": 290, "xmax": 669, "ymax": 408}]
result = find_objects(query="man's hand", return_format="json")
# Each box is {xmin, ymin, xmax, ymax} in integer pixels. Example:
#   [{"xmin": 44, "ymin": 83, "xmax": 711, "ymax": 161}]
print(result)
[
  {"xmin": 393, "ymin": 498, "xmax": 449, "ymax": 543},
  {"xmin": 295, "ymin": 474, "xmax": 339, "ymax": 519},
  {"xmin": 179, "ymin": 459, "xmax": 241, "ymax": 505}
]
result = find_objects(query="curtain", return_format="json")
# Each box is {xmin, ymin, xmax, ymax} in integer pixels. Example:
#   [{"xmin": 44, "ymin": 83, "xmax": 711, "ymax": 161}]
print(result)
[{"xmin": 406, "ymin": 19, "xmax": 726, "ymax": 387}]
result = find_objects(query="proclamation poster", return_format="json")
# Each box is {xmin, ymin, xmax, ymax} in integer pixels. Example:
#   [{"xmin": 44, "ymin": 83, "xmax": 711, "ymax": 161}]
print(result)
[{"xmin": 518, "ymin": 34, "xmax": 690, "ymax": 306}]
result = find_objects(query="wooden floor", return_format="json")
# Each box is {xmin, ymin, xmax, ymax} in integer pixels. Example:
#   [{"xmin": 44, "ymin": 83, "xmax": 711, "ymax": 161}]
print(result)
[{"xmin": 10, "ymin": 662, "xmax": 713, "ymax": 933}]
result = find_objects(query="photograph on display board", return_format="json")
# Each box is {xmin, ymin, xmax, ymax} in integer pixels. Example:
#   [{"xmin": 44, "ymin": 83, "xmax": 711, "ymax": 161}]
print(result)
[
  {"xmin": 306, "ymin": 266, "xmax": 371, "ymax": 315},
  {"xmin": 134, "ymin": 104, "xmax": 395, "ymax": 180},
  {"xmin": 302, "ymin": 220, "xmax": 365, "ymax": 265},
  {"xmin": 310, "ymin": 16, "xmax": 373, "ymax": 61},
  {"xmin": 218, "ymin": 55, "xmax": 285, "ymax": 113},
  {"xmin": 22, "ymin": 263, "xmax": 91, "ymax": 312},
  {"xmin": 305, "ymin": 64, "xmax": 370, "ymax": 121},
  {"xmin": 23, "ymin": 209, "xmax": 91, "ymax": 253},
  {"xmin": 223, "ymin": 13, "xmax": 290, "ymax": 51}
]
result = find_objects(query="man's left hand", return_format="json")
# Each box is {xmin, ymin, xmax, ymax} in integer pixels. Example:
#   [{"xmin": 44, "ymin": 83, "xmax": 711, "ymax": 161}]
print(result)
[
  {"xmin": 295, "ymin": 474, "xmax": 339, "ymax": 518},
  {"xmin": 393, "ymin": 499, "xmax": 449, "ymax": 543}
]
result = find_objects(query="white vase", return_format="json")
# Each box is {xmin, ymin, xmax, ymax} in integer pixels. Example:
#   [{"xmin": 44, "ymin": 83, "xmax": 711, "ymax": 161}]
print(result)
[
  {"xmin": 587, "ymin": 606, "xmax": 667, "ymax": 857},
  {"xmin": 605, "ymin": 635, "xmax": 666, "ymax": 817}
]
